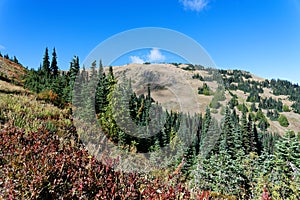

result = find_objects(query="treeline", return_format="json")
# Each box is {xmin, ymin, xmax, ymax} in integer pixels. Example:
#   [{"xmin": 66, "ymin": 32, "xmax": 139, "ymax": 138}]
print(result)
[
  {"xmin": 24, "ymin": 48, "xmax": 80, "ymax": 107},
  {"xmin": 268, "ymin": 79, "xmax": 300, "ymax": 114},
  {"xmin": 0, "ymin": 52, "xmax": 21, "ymax": 65},
  {"xmin": 220, "ymin": 69, "xmax": 300, "ymax": 114}
]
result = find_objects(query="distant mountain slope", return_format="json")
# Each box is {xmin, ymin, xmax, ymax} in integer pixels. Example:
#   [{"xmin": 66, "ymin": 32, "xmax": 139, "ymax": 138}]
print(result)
[{"xmin": 109, "ymin": 63, "xmax": 300, "ymax": 135}]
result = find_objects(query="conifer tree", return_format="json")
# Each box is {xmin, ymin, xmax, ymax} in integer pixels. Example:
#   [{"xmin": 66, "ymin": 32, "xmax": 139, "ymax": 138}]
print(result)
[
  {"xmin": 42, "ymin": 47, "xmax": 50, "ymax": 76},
  {"xmin": 199, "ymin": 107, "xmax": 211, "ymax": 154},
  {"xmin": 13, "ymin": 56, "xmax": 19, "ymax": 64},
  {"xmin": 276, "ymin": 131, "xmax": 300, "ymax": 168},
  {"xmin": 90, "ymin": 60, "xmax": 97, "ymax": 79},
  {"xmin": 241, "ymin": 111, "xmax": 251, "ymax": 154},
  {"xmin": 69, "ymin": 56, "xmax": 80, "ymax": 83},
  {"xmin": 233, "ymin": 125, "xmax": 244, "ymax": 155},
  {"xmin": 231, "ymin": 108, "xmax": 239, "ymax": 126},
  {"xmin": 250, "ymin": 102, "xmax": 257, "ymax": 112},
  {"xmin": 68, "ymin": 56, "xmax": 80, "ymax": 102},
  {"xmin": 250, "ymin": 123, "xmax": 261, "ymax": 155},
  {"xmin": 195, "ymin": 114, "xmax": 202, "ymax": 155},
  {"xmin": 95, "ymin": 63, "xmax": 109, "ymax": 114},
  {"xmin": 220, "ymin": 107, "xmax": 235, "ymax": 156},
  {"xmin": 202, "ymin": 107, "xmax": 211, "ymax": 138},
  {"xmin": 106, "ymin": 66, "xmax": 116, "ymax": 95},
  {"xmin": 50, "ymin": 48, "xmax": 58, "ymax": 77},
  {"xmin": 247, "ymin": 115, "xmax": 255, "ymax": 151},
  {"xmin": 108, "ymin": 66, "xmax": 115, "ymax": 82},
  {"xmin": 260, "ymin": 131, "xmax": 300, "ymax": 199}
]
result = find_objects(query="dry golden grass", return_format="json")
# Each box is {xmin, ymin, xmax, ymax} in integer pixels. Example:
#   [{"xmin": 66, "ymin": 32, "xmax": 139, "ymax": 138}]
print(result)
[
  {"xmin": 0, "ymin": 89, "xmax": 71, "ymax": 134},
  {"xmin": 0, "ymin": 80, "xmax": 29, "ymax": 94},
  {"xmin": 111, "ymin": 64, "xmax": 205, "ymax": 114}
]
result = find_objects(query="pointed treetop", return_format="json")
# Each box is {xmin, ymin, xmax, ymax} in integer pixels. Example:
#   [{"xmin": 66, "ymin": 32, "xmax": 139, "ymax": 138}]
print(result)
[
  {"xmin": 50, "ymin": 47, "xmax": 58, "ymax": 77},
  {"xmin": 42, "ymin": 47, "xmax": 50, "ymax": 75}
]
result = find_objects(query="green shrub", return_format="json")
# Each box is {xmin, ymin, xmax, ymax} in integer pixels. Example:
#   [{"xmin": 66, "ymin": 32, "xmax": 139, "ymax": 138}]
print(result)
[
  {"xmin": 211, "ymin": 108, "xmax": 218, "ymax": 114},
  {"xmin": 198, "ymin": 83, "xmax": 210, "ymax": 96},
  {"xmin": 278, "ymin": 114, "xmax": 289, "ymax": 127},
  {"xmin": 210, "ymin": 98, "xmax": 220, "ymax": 109},
  {"xmin": 283, "ymin": 104, "xmax": 291, "ymax": 112},
  {"xmin": 237, "ymin": 104, "xmax": 248, "ymax": 113},
  {"xmin": 44, "ymin": 121, "xmax": 57, "ymax": 133}
]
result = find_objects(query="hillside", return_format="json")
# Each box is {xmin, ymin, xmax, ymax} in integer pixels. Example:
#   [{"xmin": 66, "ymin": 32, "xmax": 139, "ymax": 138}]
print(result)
[
  {"xmin": 0, "ymin": 57, "xmax": 299, "ymax": 199},
  {"xmin": 0, "ymin": 57, "xmax": 27, "ymax": 86},
  {"xmin": 110, "ymin": 63, "xmax": 300, "ymax": 135}
]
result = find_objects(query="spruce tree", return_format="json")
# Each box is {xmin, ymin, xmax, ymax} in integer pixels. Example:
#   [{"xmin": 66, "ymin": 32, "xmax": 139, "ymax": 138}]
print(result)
[
  {"xmin": 68, "ymin": 56, "xmax": 80, "ymax": 102},
  {"xmin": 50, "ymin": 48, "xmax": 58, "ymax": 77},
  {"xmin": 69, "ymin": 56, "xmax": 80, "ymax": 83},
  {"xmin": 42, "ymin": 47, "xmax": 50, "ymax": 76},
  {"xmin": 233, "ymin": 125, "xmax": 244, "ymax": 155},
  {"xmin": 276, "ymin": 131, "xmax": 300, "ymax": 168},
  {"xmin": 250, "ymin": 123, "xmax": 261, "ymax": 155},
  {"xmin": 13, "ymin": 56, "xmax": 19, "ymax": 64},
  {"xmin": 90, "ymin": 60, "xmax": 97, "ymax": 79},
  {"xmin": 95, "ymin": 69, "xmax": 109, "ymax": 114},
  {"xmin": 106, "ymin": 66, "xmax": 116, "ymax": 94},
  {"xmin": 231, "ymin": 108, "xmax": 239, "ymax": 126},
  {"xmin": 220, "ymin": 107, "xmax": 235, "ymax": 157},
  {"xmin": 241, "ymin": 111, "xmax": 251, "ymax": 154},
  {"xmin": 195, "ymin": 114, "xmax": 202, "ymax": 155},
  {"xmin": 262, "ymin": 131, "xmax": 300, "ymax": 199},
  {"xmin": 199, "ymin": 107, "xmax": 211, "ymax": 154},
  {"xmin": 108, "ymin": 66, "xmax": 115, "ymax": 82}
]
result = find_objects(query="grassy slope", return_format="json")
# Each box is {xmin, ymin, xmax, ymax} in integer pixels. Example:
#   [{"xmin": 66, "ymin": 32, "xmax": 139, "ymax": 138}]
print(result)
[
  {"xmin": 0, "ymin": 58, "xmax": 72, "ymax": 134},
  {"xmin": 0, "ymin": 57, "xmax": 27, "ymax": 86}
]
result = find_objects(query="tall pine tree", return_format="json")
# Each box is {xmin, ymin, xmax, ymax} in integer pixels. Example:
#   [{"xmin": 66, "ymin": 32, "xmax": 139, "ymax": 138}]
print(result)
[
  {"xmin": 42, "ymin": 47, "xmax": 50, "ymax": 76},
  {"xmin": 241, "ymin": 111, "xmax": 251, "ymax": 154},
  {"xmin": 50, "ymin": 48, "xmax": 58, "ymax": 77},
  {"xmin": 220, "ymin": 107, "xmax": 235, "ymax": 157}
]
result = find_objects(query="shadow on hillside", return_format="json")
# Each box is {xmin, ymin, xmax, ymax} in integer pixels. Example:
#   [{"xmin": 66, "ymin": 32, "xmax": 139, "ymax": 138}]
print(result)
[
  {"xmin": 0, "ymin": 75, "xmax": 23, "ymax": 87},
  {"xmin": 0, "ymin": 89, "xmax": 29, "ymax": 95}
]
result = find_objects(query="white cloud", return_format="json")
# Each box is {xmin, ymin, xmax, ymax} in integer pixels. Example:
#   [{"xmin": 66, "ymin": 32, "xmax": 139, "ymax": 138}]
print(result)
[
  {"xmin": 179, "ymin": 0, "xmax": 209, "ymax": 12},
  {"xmin": 130, "ymin": 55, "xmax": 144, "ymax": 64},
  {"xmin": 0, "ymin": 45, "xmax": 5, "ymax": 50},
  {"xmin": 147, "ymin": 48, "xmax": 165, "ymax": 63},
  {"xmin": 129, "ymin": 48, "xmax": 166, "ymax": 64}
]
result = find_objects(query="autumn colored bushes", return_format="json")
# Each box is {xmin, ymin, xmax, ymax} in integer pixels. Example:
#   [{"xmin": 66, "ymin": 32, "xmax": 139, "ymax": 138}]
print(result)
[{"xmin": 0, "ymin": 127, "xmax": 194, "ymax": 199}]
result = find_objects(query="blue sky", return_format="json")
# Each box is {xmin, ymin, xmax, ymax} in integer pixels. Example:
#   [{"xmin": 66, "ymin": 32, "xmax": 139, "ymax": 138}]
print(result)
[{"xmin": 0, "ymin": 0, "xmax": 299, "ymax": 83}]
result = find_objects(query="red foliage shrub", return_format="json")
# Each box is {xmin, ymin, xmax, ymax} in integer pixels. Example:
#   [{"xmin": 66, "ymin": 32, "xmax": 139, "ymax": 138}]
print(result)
[
  {"xmin": 262, "ymin": 186, "xmax": 272, "ymax": 200},
  {"xmin": 0, "ymin": 127, "xmax": 193, "ymax": 199}
]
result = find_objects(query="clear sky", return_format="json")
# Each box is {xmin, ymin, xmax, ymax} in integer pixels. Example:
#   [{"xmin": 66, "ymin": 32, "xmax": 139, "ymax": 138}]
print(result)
[{"xmin": 0, "ymin": 0, "xmax": 299, "ymax": 83}]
